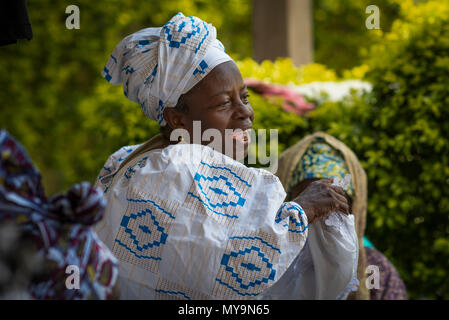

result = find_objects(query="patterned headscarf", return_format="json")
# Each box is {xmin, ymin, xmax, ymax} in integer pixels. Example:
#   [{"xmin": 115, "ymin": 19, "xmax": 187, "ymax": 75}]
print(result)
[
  {"xmin": 288, "ymin": 137, "xmax": 354, "ymax": 197},
  {"xmin": 102, "ymin": 12, "xmax": 233, "ymax": 126},
  {"xmin": 0, "ymin": 130, "xmax": 118, "ymax": 299}
]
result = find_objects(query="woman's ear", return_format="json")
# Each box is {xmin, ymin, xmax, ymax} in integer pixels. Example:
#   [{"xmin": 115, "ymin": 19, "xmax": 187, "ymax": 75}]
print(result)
[{"xmin": 163, "ymin": 108, "xmax": 186, "ymax": 130}]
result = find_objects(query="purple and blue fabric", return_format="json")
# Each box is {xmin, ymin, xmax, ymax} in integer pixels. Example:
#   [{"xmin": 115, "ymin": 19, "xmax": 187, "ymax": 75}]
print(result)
[{"xmin": 0, "ymin": 130, "xmax": 118, "ymax": 299}]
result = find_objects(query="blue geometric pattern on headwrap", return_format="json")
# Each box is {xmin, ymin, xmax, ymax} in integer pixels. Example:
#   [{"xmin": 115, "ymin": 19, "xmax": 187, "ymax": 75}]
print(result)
[
  {"xmin": 103, "ymin": 67, "xmax": 112, "ymax": 82},
  {"xmin": 193, "ymin": 60, "xmax": 209, "ymax": 76},
  {"xmin": 101, "ymin": 12, "xmax": 232, "ymax": 126},
  {"xmin": 143, "ymin": 64, "xmax": 158, "ymax": 85},
  {"xmin": 162, "ymin": 15, "xmax": 210, "ymax": 53},
  {"xmin": 156, "ymin": 100, "xmax": 165, "ymax": 125}
]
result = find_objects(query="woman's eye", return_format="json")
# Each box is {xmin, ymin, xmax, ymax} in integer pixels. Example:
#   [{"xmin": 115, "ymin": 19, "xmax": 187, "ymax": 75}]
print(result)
[
  {"xmin": 217, "ymin": 101, "xmax": 231, "ymax": 108},
  {"xmin": 242, "ymin": 93, "xmax": 250, "ymax": 103}
]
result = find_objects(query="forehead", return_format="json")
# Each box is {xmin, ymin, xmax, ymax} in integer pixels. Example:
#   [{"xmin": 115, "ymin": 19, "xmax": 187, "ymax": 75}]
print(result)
[{"xmin": 191, "ymin": 61, "xmax": 244, "ymax": 96}]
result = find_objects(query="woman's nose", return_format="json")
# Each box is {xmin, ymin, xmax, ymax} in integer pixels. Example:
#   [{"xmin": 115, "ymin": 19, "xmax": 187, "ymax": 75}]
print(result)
[{"xmin": 234, "ymin": 101, "xmax": 254, "ymax": 121}]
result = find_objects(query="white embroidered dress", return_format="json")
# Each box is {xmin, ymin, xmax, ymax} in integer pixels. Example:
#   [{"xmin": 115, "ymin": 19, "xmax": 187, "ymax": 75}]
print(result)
[{"xmin": 95, "ymin": 143, "xmax": 358, "ymax": 300}]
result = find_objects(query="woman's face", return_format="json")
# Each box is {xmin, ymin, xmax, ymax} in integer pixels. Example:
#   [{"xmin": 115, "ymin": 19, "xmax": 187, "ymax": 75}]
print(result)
[{"xmin": 163, "ymin": 61, "xmax": 254, "ymax": 160}]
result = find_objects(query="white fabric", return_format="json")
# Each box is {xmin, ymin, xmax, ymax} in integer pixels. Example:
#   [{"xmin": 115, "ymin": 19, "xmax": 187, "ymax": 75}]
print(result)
[
  {"xmin": 101, "ymin": 12, "xmax": 232, "ymax": 126},
  {"xmin": 95, "ymin": 144, "xmax": 358, "ymax": 300},
  {"xmin": 259, "ymin": 175, "xmax": 359, "ymax": 299}
]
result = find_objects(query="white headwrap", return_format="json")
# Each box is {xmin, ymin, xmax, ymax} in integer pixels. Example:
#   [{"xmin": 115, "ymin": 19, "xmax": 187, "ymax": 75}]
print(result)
[{"xmin": 102, "ymin": 12, "xmax": 233, "ymax": 126}]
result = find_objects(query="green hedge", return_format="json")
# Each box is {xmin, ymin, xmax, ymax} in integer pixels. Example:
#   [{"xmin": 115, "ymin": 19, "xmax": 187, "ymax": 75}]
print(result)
[
  {"xmin": 242, "ymin": 0, "xmax": 449, "ymax": 299},
  {"xmin": 360, "ymin": 0, "xmax": 449, "ymax": 299},
  {"xmin": 313, "ymin": 0, "xmax": 400, "ymax": 73}
]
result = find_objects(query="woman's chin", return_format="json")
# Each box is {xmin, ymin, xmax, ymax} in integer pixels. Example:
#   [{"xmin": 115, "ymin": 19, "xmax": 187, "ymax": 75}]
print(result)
[{"xmin": 231, "ymin": 141, "xmax": 249, "ymax": 161}]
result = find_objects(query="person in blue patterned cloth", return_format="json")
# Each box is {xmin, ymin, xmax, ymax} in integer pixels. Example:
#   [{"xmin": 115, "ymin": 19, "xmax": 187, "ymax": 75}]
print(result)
[
  {"xmin": 0, "ymin": 130, "xmax": 119, "ymax": 299},
  {"xmin": 276, "ymin": 132, "xmax": 408, "ymax": 300},
  {"xmin": 94, "ymin": 13, "xmax": 356, "ymax": 300}
]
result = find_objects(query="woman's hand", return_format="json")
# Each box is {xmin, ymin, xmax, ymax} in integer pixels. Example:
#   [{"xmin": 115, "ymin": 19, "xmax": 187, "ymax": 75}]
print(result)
[{"xmin": 293, "ymin": 178, "xmax": 350, "ymax": 224}]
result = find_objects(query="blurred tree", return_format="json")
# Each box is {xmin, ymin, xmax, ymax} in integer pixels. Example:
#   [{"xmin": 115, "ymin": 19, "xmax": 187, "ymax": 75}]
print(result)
[
  {"xmin": 361, "ymin": 0, "xmax": 449, "ymax": 299},
  {"xmin": 313, "ymin": 0, "xmax": 400, "ymax": 73},
  {"xmin": 0, "ymin": 0, "xmax": 252, "ymax": 194}
]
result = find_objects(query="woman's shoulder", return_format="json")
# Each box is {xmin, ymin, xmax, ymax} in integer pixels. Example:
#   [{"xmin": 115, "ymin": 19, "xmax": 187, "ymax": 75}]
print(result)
[
  {"xmin": 95, "ymin": 144, "xmax": 143, "ymax": 190},
  {"xmin": 99, "ymin": 143, "xmax": 287, "ymax": 201}
]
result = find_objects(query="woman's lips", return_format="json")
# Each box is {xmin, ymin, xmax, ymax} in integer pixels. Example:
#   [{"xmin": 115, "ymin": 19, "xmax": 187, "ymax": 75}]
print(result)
[{"xmin": 231, "ymin": 129, "xmax": 251, "ymax": 145}]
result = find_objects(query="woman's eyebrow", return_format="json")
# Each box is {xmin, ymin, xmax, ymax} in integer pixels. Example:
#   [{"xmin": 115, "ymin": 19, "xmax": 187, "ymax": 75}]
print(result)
[
  {"xmin": 207, "ymin": 99, "xmax": 229, "ymax": 109},
  {"xmin": 210, "ymin": 89, "xmax": 231, "ymax": 98},
  {"xmin": 211, "ymin": 84, "xmax": 248, "ymax": 97}
]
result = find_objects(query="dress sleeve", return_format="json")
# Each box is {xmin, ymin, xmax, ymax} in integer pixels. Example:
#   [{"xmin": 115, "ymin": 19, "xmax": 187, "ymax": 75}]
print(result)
[
  {"xmin": 275, "ymin": 202, "xmax": 309, "ymax": 240},
  {"xmin": 94, "ymin": 145, "xmax": 141, "ymax": 192}
]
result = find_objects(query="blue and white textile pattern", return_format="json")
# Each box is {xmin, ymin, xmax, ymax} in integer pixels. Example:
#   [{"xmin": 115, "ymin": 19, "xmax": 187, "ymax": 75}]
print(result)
[
  {"xmin": 95, "ymin": 143, "xmax": 309, "ymax": 299},
  {"xmin": 101, "ymin": 12, "xmax": 232, "ymax": 126}
]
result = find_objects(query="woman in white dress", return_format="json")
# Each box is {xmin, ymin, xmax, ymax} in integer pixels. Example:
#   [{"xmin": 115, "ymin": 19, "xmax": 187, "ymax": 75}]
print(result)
[{"xmin": 94, "ymin": 12, "xmax": 357, "ymax": 300}]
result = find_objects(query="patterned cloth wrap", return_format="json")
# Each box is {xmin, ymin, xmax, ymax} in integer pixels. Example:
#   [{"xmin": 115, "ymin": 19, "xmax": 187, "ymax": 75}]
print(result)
[
  {"xmin": 0, "ymin": 130, "xmax": 118, "ymax": 299},
  {"xmin": 95, "ymin": 143, "xmax": 311, "ymax": 299},
  {"xmin": 365, "ymin": 247, "xmax": 408, "ymax": 300},
  {"xmin": 102, "ymin": 12, "xmax": 232, "ymax": 126},
  {"xmin": 288, "ymin": 137, "xmax": 354, "ymax": 197}
]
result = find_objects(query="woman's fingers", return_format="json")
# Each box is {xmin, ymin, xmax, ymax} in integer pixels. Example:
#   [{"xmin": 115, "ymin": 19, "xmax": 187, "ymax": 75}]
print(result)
[
  {"xmin": 320, "ymin": 179, "xmax": 350, "ymax": 215},
  {"xmin": 330, "ymin": 185, "xmax": 346, "ymax": 197},
  {"xmin": 337, "ymin": 200, "xmax": 350, "ymax": 215},
  {"xmin": 319, "ymin": 178, "xmax": 334, "ymax": 185},
  {"xmin": 329, "ymin": 188, "xmax": 350, "ymax": 215}
]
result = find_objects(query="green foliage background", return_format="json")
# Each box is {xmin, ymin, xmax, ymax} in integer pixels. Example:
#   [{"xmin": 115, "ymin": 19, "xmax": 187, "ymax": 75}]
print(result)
[
  {"xmin": 1, "ymin": 0, "xmax": 448, "ymax": 299},
  {"xmin": 0, "ymin": 0, "xmax": 252, "ymax": 194},
  {"xmin": 313, "ymin": 0, "xmax": 400, "ymax": 73}
]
